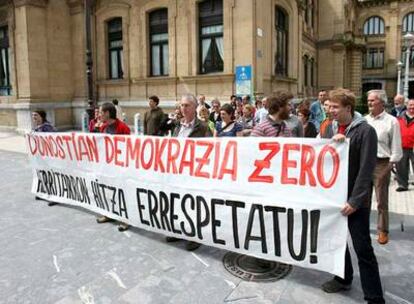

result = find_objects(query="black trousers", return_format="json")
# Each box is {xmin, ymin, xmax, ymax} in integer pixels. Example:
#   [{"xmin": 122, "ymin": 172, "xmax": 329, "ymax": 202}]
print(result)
[{"xmin": 334, "ymin": 208, "xmax": 385, "ymax": 304}]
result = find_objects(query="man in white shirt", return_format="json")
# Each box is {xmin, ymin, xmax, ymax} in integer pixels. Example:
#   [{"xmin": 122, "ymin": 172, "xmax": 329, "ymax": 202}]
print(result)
[
  {"xmin": 366, "ymin": 90, "xmax": 403, "ymax": 245},
  {"xmin": 254, "ymin": 97, "xmax": 269, "ymax": 124}
]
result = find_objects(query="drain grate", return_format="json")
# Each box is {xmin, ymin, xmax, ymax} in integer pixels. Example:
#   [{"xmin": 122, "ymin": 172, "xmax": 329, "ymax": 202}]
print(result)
[{"xmin": 223, "ymin": 252, "xmax": 292, "ymax": 282}]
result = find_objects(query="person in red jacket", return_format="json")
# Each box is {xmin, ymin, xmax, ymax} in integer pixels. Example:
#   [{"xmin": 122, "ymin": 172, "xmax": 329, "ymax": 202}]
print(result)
[
  {"xmin": 99, "ymin": 102, "xmax": 130, "ymax": 134},
  {"xmin": 396, "ymin": 99, "xmax": 414, "ymax": 191},
  {"xmin": 96, "ymin": 102, "xmax": 131, "ymax": 231}
]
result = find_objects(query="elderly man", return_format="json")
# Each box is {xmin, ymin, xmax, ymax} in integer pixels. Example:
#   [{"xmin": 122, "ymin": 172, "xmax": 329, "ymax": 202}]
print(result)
[
  {"xmin": 396, "ymin": 99, "xmax": 414, "ymax": 191},
  {"xmin": 167, "ymin": 94, "xmax": 211, "ymax": 251},
  {"xmin": 391, "ymin": 94, "xmax": 406, "ymax": 118},
  {"xmin": 321, "ymin": 88, "xmax": 385, "ymax": 304},
  {"xmin": 366, "ymin": 90, "xmax": 402, "ymax": 245}
]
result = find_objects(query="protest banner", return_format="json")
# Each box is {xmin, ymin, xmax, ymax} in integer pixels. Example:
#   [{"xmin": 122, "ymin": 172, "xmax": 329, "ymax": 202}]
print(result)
[{"xmin": 26, "ymin": 132, "xmax": 349, "ymax": 277}]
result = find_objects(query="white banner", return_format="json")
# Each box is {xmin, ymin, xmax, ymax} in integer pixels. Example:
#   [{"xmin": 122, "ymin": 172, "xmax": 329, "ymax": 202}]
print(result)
[{"xmin": 26, "ymin": 132, "xmax": 349, "ymax": 277}]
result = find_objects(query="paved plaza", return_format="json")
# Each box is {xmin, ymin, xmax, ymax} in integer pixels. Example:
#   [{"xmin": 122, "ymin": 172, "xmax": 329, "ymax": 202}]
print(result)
[{"xmin": 0, "ymin": 132, "xmax": 413, "ymax": 304}]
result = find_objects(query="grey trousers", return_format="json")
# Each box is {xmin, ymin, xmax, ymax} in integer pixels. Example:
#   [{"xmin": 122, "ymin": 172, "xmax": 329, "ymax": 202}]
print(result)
[{"xmin": 396, "ymin": 148, "xmax": 414, "ymax": 189}]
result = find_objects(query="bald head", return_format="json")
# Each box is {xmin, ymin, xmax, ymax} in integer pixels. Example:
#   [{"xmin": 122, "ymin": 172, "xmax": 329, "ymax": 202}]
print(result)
[{"xmin": 394, "ymin": 94, "xmax": 405, "ymax": 107}]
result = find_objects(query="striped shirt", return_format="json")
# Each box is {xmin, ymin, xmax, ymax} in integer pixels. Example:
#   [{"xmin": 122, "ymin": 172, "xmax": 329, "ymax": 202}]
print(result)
[{"xmin": 251, "ymin": 115, "xmax": 292, "ymax": 137}]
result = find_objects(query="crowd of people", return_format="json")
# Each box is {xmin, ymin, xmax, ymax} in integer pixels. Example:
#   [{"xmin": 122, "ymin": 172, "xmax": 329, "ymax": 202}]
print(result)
[{"xmin": 31, "ymin": 88, "xmax": 414, "ymax": 304}]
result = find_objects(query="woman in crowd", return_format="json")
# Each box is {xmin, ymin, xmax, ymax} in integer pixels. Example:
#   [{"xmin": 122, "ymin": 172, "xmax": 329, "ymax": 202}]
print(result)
[
  {"xmin": 199, "ymin": 106, "xmax": 215, "ymax": 134},
  {"xmin": 235, "ymin": 100, "xmax": 244, "ymax": 121},
  {"xmin": 32, "ymin": 109, "xmax": 57, "ymax": 132},
  {"xmin": 32, "ymin": 109, "xmax": 57, "ymax": 206},
  {"xmin": 239, "ymin": 104, "xmax": 255, "ymax": 136},
  {"xmin": 88, "ymin": 108, "xmax": 103, "ymax": 132},
  {"xmin": 214, "ymin": 103, "xmax": 243, "ymax": 137},
  {"xmin": 297, "ymin": 107, "xmax": 317, "ymax": 138}
]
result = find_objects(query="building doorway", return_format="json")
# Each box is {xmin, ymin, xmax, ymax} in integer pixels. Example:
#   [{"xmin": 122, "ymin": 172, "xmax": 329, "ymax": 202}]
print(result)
[
  {"xmin": 409, "ymin": 81, "xmax": 414, "ymax": 99},
  {"xmin": 362, "ymin": 82, "xmax": 382, "ymax": 94}
]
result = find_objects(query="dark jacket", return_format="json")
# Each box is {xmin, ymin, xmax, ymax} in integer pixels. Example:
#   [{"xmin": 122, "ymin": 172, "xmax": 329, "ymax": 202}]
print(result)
[
  {"xmin": 34, "ymin": 121, "xmax": 56, "ymax": 132},
  {"xmin": 209, "ymin": 111, "xmax": 222, "ymax": 123},
  {"xmin": 330, "ymin": 116, "xmax": 378, "ymax": 209},
  {"xmin": 391, "ymin": 105, "xmax": 406, "ymax": 118},
  {"xmin": 172, "ymin": 118, "xmax": 211, "ymax": 137},
  {"xmin": 304, "ymin": 121, "xmax": 318, "ymax": 138},
  {"xmin": 144, "ymin": 107, "xmax": 164, "ymax": 135}
]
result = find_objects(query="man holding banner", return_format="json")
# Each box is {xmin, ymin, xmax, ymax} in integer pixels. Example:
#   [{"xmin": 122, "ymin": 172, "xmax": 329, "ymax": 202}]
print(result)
[
  {"xmin": 167, "ymin": 93, "xmax": 211, "ymax": 251},
  {"xmin": 96, "ymin": 102, "xmax": 131, "ymax": 232},
  {"xmin": 322, "ymin": 89, "xmax": 385, "ymax": 304}
]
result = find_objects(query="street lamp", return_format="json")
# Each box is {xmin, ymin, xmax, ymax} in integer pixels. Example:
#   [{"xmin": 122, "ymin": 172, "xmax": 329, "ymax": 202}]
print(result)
[
  {"xmin": 397, "ymin": 61, "xmax": 403, "ymax": 95},
  {"xmin": 85, "ymin": 0, "xmax": 95, "ymax": 122},
  {"xmin": 403, "ymin": 33, "xmax": 414, "ymax": 100}
]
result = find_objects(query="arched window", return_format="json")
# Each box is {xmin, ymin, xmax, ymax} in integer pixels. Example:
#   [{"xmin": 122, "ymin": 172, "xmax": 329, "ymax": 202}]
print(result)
[
  {"xmin": 0, "ymin": 26, "xmax": 11, "ymax": 95},
  {"xmin": 363, "ymin": 16, "xmax": 385, "ymax": 35},
  {"xmin": 303, "ymin": 55, "xmax": 308, "ymax": 87},
  {"xmin": 403, "ymin": 12, "xmax": 414, "ymax": 33},
  {"xmin": 107, "ymin": 18, "xmax": 123, "ymax": 79},
  {"xmin": 199, "ymin": 0, "xmax": 223, "ymax": 74},
  {"xmin": 275, "ymin": 6, "xmax": 288, "ymax": 76},
  {"xmin": 149, "ymin": 8, "xmax": 169, "ymax": 76}
]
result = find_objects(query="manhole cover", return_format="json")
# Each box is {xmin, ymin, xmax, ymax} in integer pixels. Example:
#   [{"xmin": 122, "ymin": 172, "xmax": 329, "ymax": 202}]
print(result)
[{"xmin": 223, "ymin": 252, "xmax": 292, "ymax": 282}]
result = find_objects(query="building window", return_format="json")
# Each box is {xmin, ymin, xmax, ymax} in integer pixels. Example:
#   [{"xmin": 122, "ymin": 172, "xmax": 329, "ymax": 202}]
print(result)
[
  {"xmin": 363, "ymin": 48, "xmax": 384, "ymax": 69},
  {"xmin": 275, "ymin": 6, "xmax": 288, "ymax": 76},
  {"xmin": 310, "ymin": 58, "xmax": 315, "ymax": 87},
  {"xmin": 403, "ymin": 12, "xmax": 414, "ymax": 33},
  {"xmin": 199, "ymin": 0, "xmax": 223, "ymax": 74},
  {"xmin": 107, "ymin": 18, "xmax": 123, "ymax": 79},
  {"xmin": 303, "ymin": 56, "xmax": 308, "ymax": 87},
  {"xmin": 401, "ymin": 46, "xmax": 414, "ymax": 67},
  {"xmin": 0, "ymin": 26, "xmax": 11, "ymax": 96},
  {"xmin": 149, "ymin": 8, "xmax": 169, "ymax": 76},
  {"xmin": 363, "ymin": 16, "xmax": 385, "ymax": 35}
]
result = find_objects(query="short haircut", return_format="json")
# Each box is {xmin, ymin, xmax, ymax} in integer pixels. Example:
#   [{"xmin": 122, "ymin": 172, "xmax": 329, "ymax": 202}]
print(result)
[
  {"xmin": 33, "ymin": 109, "xmax": 47, "ymax": 123},
  {"xmin": 268, "ymin": 91, "xmax": 293, "ymax": 115},
  {"xmin": 101, "ymin": 102, "xmax": 117, "ymax": 119},
  {"xmin": 368, "ymin": 90, "xmax": 387, "ymax": 105},
  {"xmin": 242, "ymin": 95, "xmax": 251, "ymax": 101},
  {"xmin": 181, "ymin": 94, "xmax": 198, "ymax": 106},
  {"xmin": 149, "ymin": 95, "xmax": 160, "ymax": 105},
  {"xmin": 329, "ymin": 88, "xmax": 355, "ymax": 115},
  {"xmin": 319, "ymin": 89, "xmax": 327, "ymax": 94},
  {"xmin": 220, "ymin": 103, "xmax": 235, "ymax": 117},
  {"xmin": 230, "ymin": 95, "xmax": 237, "ymax": 99},
  {"xmin": 112, "ymin": 99, "xmax": 119, "ymax": 106}
]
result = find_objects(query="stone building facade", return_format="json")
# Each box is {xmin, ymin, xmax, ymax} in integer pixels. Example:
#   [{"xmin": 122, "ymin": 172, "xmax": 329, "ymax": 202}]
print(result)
[{"xmin": 0, "ymin": 0, "xmax": 413, "ymax": 132}]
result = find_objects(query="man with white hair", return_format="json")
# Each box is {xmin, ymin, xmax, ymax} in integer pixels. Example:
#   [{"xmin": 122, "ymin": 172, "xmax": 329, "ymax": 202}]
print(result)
[
  {"xmin": 366, "ymin": 90, "xmax": 402, "ymax": 245},
  {"xmin": 167, "ymin": 94, "xmax": 211, "ymax": 251},
  {"xmin": 391, "ymin": 94, "xmax": 406, "ymax": 118}
]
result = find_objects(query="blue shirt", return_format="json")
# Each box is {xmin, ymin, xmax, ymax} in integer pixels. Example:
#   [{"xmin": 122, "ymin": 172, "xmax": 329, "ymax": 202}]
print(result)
[
  {"xmin": 310, "ymin": 100, "xmax": 325, "ymax": 131},
  {"xmin": 216, "ymin": 121, "xmax": 243, "ymax": 137}
]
